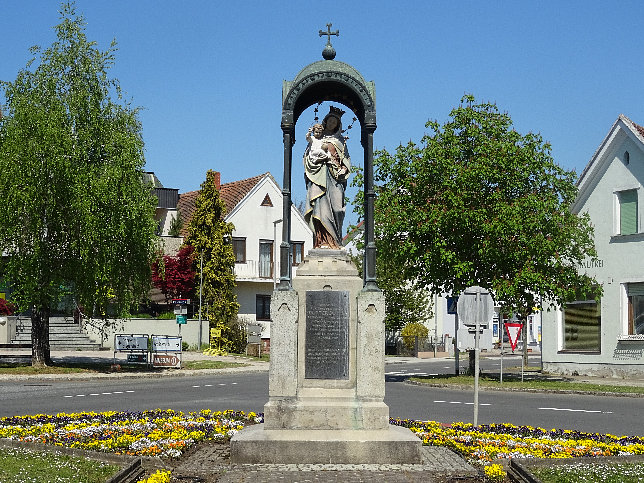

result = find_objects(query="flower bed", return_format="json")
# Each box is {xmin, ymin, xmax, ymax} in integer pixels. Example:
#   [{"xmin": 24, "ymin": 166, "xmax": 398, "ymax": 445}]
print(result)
[
  {"xmin": 2, "ymin": 410, "xmax": 643, "ymax": 481},
  {"xmin": 391, "ymin": 419, "xmax": 644, "ymax": 462},
  {"xmin": 0, "ymin": 409, "xmax": 259, "ymax": 458}
]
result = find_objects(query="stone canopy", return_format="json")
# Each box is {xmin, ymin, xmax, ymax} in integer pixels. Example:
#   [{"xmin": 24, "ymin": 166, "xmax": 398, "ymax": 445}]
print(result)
[{"xmin": 282, "ymin": 59, "xmax": 376, "ymax": 129}]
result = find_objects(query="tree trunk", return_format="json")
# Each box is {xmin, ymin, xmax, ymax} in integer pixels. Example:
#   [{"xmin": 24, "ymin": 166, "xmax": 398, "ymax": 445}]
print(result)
[{"xmin": 31, "ymin": 306, "xmax": 51, "ymax": 366}]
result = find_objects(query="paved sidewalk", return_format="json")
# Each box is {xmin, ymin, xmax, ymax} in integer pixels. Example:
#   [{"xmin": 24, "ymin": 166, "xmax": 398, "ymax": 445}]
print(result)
[{"xmin": 164, "ymin": 440, "xmax": 483, "ymax": 483}]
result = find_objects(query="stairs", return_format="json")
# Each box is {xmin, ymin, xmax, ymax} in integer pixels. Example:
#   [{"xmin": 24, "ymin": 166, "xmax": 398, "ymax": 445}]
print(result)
[{"xmin": 12, "ymin": 316, "xmax": 101, "ymax": 351}]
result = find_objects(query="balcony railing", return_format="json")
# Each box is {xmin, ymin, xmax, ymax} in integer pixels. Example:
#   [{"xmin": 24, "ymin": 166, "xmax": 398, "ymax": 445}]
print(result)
[{"xmin": 235, "ymin": 260, "xmax": 276, "ymax": 281}]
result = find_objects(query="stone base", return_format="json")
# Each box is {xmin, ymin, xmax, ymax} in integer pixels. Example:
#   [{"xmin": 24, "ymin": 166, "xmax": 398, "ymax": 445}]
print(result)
[
  {"xmin": 230, "ymin": 424, "xmax": 422, "ymax": 464},
  {"xmin": 263, "ymin": 398, "xmax": 389, "ymax": 430}
]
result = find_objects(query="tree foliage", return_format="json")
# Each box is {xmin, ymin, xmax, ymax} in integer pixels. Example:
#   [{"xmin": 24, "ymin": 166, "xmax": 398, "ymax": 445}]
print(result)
[
  {"xmin": 185, "ymin": 170, "xmax": 239, "ymax": 336},
  {"xmin": 0, "ymin": 3, "xmax": 157, "ymax": 365},
  {"xmin": 151, "ymin": 245, "xmax": 196, "ymax": 303},
  {"xmin": 353, "ymin": 95, "xmax": 598, "ymax": 316},
  {"xmin": 348, "ymin": 241, "xmax": 431, "ymax": 332}
]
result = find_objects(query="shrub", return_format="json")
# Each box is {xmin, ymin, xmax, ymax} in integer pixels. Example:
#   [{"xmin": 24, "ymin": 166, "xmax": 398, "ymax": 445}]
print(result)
[
  {"xmin": 401, "ymin": 322, "xmax": 429, "ymax": 350},
  {"xmin": 0, "ymin": 298, "xmax": 16, "ymax": 316}
]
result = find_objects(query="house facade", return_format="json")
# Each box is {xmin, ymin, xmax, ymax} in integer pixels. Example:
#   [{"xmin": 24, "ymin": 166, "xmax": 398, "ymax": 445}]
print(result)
[
  {"xmin": 178, "ymin": 172, "xmax": 313, "ymax": 343},
  {"xmin": 542, "ymin": 115, "xmax": 644, "ymax": 377}
]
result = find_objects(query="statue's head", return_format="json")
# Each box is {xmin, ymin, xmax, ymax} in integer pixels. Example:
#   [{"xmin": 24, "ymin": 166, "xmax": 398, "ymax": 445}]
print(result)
[
  {"xmin": 323, "ymin": 106, "xmax": 345, "ymax": 134},
  {"xmin": 312, "ymin": 123, "xmax": 324, "ymax": 138}
]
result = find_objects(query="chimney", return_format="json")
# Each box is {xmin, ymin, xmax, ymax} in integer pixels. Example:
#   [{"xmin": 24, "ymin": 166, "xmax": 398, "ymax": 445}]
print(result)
[{"xmin": 214, "ymin": 171, "xmax": 221, "ymax": 191}]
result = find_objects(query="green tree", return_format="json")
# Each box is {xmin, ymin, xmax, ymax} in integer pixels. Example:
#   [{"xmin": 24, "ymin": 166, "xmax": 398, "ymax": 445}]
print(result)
[
  {"xmin": 185, "ymin": 170, "xmax": 239, "ymax": 347},
  {"xmin": 0, "ymin": 3, "xmax": 157, "ymax": 366},
  {"xmin": 352, "ymin": 95, "xmax": 598, "ymax": 317}
]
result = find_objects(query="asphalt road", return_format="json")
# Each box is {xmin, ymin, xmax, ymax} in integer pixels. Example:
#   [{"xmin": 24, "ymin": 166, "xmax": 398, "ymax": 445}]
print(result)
[{"xmin": 1, "ymin": 359, "xmax": 642, "ymax": 436}]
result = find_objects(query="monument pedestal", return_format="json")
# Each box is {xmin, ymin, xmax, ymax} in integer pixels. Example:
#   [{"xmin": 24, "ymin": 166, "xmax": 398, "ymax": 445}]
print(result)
[{"xmin": 230, "ymin": 250, "xmax": 422, "ymax": 464}]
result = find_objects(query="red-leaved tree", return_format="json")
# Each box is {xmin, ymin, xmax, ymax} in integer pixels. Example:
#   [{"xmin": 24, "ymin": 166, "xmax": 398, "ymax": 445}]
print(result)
[{"xmin": 152, "ymin": 245, "xmax": 196, "ymax": 302}]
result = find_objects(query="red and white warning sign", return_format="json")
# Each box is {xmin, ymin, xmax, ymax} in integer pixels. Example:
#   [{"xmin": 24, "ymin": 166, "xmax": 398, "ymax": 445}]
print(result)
[{"xmin": 505, "ymin": 323, "xmax": 523, "ymax": 351}]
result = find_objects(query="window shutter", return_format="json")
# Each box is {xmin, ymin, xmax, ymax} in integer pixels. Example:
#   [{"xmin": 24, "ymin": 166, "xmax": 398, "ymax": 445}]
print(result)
[{"xmin": 620, "ymin": 190, "xmax": 638, "ymax": 235}]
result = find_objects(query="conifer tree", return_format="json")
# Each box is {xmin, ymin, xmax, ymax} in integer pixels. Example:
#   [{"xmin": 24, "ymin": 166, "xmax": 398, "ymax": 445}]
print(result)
[{"xmin": 185, "ymin": 170, "xmax": 239, "ymax": 342}]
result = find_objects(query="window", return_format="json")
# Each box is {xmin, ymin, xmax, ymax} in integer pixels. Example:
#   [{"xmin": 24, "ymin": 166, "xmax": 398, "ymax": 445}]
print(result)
[
  {"xmin": 232, "ymin": 238, "xmax": 246, "ymax": 263},
  {"xmin": 628, "ymin": 283, "xmax": 644, "ymax": 335},
  {"xmin": 256, "ymin": 294, "xmax": 271, "ymax": 320},
  {"xmin": 259, "ymin": 240, "xmax": 273, "ymax": 278},
  {"xmin": 292, "ymin": 241, "xmax": 304, "ymax": 266},
  {"xmin": 618, "ymin": 189, "xmax": 638, "ymax": 235},
  {"xmin": 562, "ymin": 298, "xmax": 601, "ymax": 352}
]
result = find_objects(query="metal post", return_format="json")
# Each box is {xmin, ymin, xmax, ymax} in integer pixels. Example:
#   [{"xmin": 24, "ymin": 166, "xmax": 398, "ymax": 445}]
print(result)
[
  {"xmin": 473, "ymin": 292, "xmax": 480, "ymax": 427},
  {"xmin": 454, "ymin": 313, "xmax": 460, "ymax": 375},
  {"xmin": 199, "ymin": 251, "xmax": 203, "ymax": 349},
  {"xmin": 500, "ymin": 316, "xmax": 504, "ymax": 385}
]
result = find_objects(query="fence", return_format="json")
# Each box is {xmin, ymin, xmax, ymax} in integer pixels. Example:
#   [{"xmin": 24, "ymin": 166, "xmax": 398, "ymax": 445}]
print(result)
[{"xmin": 386, "ymin": 333, "xmax": 447, "ymax": 357}]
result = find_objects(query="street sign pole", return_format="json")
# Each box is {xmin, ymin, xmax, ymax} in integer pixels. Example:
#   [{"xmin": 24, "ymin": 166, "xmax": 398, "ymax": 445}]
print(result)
[
  {"xmin": 500, "ymin": 317, "xmax": 504, "ymax": 384},
  {"xmin": 457, "ymin": 286, "xmax": 494, "ymax": 428},
  {"xmin": 454, "ymin": 313, "xmax": 459, "ymax": 376},
  {"xmin": 473, "ymin": 291, "xmax": 480, "ymax": 427}
]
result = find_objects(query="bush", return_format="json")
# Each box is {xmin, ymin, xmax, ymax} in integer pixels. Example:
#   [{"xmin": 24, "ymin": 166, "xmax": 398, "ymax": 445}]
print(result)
[
  {"xmin": 222, "ymin": 318, "xmax": 247, "ymax": 354},
  {"xmin": 0, "ymin": 298, "xmax": 16, "ymax": 316},
  {"xmin": 401, "ymin": 322, "xmax": 429, "ymax": 350}
]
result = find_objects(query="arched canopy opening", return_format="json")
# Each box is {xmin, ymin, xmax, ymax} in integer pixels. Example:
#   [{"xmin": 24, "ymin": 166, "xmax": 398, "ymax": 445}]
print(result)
[{"xmin": 279, "ymin": 58, "xmax": 377, "ymax": 290}]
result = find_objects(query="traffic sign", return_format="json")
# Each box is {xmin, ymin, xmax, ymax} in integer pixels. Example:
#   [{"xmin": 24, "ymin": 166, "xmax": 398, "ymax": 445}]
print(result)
[
  {"xmin": 446, "ymin": 297, "xmax": 458, "ymax": 315},
  {"xmin": 172, "ymin": 298, "xmax": 190, "ymax": 305},
  {"xmin": 505, "ymin": 322, "xmax": 523, "ymax": 351},
  {"xmin": 176, "ymin": 315, "xmax": 187, "ymax": 325},
  {"xmin": 456, "ymin": 286, "xmax": 494, "ymax": 327}
]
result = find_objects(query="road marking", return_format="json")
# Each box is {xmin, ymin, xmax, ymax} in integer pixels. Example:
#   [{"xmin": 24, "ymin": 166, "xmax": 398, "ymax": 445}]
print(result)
[
  {"xmin": 63, "ymin": 390, "xmax": 135, "ymax": 399},
  {"xmin": 539, "ymin": 407, "xmax": 610, "ymax": 414},
  {"xmin": 434, "ymin": 400, "xmax": 490, "ymax": 406},
  {"xmin": 192, "ymin": 385, "xmax": 200, "ymax": 388},
  {"xmin": 205, "ymin": 384, "xmax": 213, "ymax": 387}
]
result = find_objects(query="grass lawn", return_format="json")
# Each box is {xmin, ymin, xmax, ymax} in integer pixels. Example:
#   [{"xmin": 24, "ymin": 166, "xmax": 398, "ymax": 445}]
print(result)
[
  {"xmin": 530, "ymin": 461, "xmax": 644, "ymax": 482},
  {"xmin": 0, "ymin": 446, "xmax": 120, "ymax": 483},
  {"xmin": 409, "ymin": 373, "xmax": 644, "ymax": 395}
]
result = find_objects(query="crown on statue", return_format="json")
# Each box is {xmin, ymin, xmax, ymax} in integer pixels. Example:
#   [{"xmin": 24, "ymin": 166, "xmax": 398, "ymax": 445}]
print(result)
[{"xmin": 328, "ymin": 106, "xmax": 345, "ymax": 118}]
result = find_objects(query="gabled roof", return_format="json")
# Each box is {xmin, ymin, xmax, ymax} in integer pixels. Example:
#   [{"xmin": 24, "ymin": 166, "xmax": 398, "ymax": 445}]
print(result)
[
  {"xmin": 176, "ymin": 173, "xmax": 269, "ymax": 238},
  {"xmin": 573, "ymin": 114, "xmax": 644, "ymax": 212}
]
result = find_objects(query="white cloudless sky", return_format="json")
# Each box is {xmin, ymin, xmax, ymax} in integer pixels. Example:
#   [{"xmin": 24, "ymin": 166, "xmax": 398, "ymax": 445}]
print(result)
[{"xmin": 3, "ymin": 1, "xmax": 644, "ymax": 229}]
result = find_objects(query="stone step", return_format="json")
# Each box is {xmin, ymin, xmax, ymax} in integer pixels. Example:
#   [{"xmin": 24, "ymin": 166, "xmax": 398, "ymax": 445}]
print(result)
[{"xmin": 12, "ymin": 317, "xmax": 101, "ymax": 351}]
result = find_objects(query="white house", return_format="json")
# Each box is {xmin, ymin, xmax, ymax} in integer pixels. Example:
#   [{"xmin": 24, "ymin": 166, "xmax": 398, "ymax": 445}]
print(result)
[
  {"xmin": 541, "ymin": 115, "xmax": 644, "ymax": 377},
  {"xmin": 178, "ymin": 172, "xmax": 313, "ymax": 347}
]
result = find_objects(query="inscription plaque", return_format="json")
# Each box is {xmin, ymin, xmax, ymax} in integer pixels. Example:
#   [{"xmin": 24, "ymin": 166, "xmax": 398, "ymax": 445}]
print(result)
[{"xmin": 305, "ymin": 290, "xmax": 349, "ymax": 379}]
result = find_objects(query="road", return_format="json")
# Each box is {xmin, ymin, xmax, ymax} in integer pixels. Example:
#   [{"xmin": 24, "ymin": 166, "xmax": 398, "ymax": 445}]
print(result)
[{"xmin": 1, "ymin": 357, "xmax": 642, "ymax": 436}]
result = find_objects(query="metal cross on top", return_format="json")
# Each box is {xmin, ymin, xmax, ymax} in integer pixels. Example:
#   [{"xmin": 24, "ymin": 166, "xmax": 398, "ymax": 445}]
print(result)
[{"xmin": 319, "ymin": 23, "xmax": 339, "ymax": 46}]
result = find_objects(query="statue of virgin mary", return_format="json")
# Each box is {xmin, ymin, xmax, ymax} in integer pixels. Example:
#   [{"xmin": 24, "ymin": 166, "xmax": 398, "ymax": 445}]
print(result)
[{"xmin": 303, "ymin": 106, "xmax": 351, "ymax": 249}]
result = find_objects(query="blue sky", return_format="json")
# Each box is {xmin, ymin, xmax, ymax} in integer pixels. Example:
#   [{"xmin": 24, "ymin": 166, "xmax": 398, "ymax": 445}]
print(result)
[{"xmin": 3, "ymin": 1, "xmax": 644, "ymax": 229}]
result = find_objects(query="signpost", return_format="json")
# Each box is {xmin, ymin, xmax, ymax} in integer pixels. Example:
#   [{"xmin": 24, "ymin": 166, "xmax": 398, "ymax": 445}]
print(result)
[
  {"xmin": 457, "ymin": 286, "xmax": 495, "ymax": 427},
  {"xmin": 447, "ymin": 296, "xmax": 459, "ymax": 375},
  {"xmin": 247, "ymin": 323, "xmax": 262, "ymax": 357},
  {"xmin": 504, "ymin": 321, "xmax": 525, "ymax": 382},
  {"xmin": 173, "ymin": 299, "xmax": 190, "ymax": 334}
]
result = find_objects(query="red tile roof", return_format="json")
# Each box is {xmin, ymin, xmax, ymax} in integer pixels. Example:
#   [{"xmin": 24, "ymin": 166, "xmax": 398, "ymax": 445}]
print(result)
[
  {"xmin": 631, "ymin": 119, "xmax": 644, "ymax": 139},
  {"xmin": 177, "ymin": 173, "xmax": 268, "ymax": 238}
]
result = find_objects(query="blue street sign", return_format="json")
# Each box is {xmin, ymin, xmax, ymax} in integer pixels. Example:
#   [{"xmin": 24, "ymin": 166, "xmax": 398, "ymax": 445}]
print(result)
[{"xmin": 447, "ymin": 296, "xmax": 458, "ymax": 315}]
